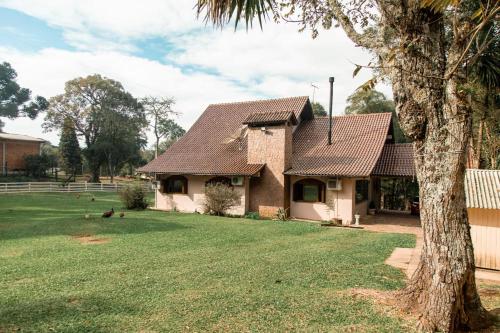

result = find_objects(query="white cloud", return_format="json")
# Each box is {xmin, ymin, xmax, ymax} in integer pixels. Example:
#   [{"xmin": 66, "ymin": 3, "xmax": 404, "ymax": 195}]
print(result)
[
  {"xmin": 0, "ymin": 47, "xmax": 260, "ymax": 144},
  {"xmin": 0, "ymin": 1, "xmax": 393, "ymax": 146}
]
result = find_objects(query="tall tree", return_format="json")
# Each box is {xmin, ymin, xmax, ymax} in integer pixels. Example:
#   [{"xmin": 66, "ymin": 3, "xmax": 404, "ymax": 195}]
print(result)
[
  {"xmin": 141, "ymin": 96, "xmax": 176, "ymax": 158},
  {"xmin": 345, "ymin": 89, "xmax": 408, "ymax": 143},
  {"xmin": 0, "ymin": 62, "xmax": 48, "ymax": 132},
  {"xmin": 95, "ymin": 107, "xmax": 147, "ymax": 183},
  {"xmin": 59, "ymin": 117, "xmax": 82, "ymax": 181},
  {"xmin": 196, "ymin": 0, "xmax": 499, "ymax": 331},
  {"xmin": 44, "ymin": 75, "xmax": 145, "ymax": 182},
  {"xmin": 469, "ymin": 27, "xmax": 499, "ymax": 169},
  {"xmin": 311, "ymin": 101, "xmax": 327, "ymax": 116}
]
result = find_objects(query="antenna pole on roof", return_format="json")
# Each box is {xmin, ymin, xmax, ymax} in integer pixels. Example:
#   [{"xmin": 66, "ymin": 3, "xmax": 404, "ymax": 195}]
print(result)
[{"xmin": 328, "ymin": 77, "xmax": 334, "ymax": 145}]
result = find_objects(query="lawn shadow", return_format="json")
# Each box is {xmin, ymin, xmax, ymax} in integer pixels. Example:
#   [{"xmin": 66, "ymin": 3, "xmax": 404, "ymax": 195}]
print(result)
[
  {"xmin": 0, "ymin": 210, "xmax": 190, "ymax": 241},
  {"xmin": 0, "ymin": 294, "xmax": 140, "ymax": 332}
]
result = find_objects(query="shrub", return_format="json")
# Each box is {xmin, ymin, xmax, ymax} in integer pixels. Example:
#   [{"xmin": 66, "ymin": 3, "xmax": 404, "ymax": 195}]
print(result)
[
  {"xmin": 203, "ymin": 183, "xmax": 240, "ymax": 216},
  {"xmin": 275, "ymin": 207, "xmax": 288, "ymax": 221},
  {"xmin": 120, "ymin": 184, "xmax": 149, "ymax": 210},
  {"xmin": 245, "ymin": 211, "xmax": 260, "ymax": 220}
]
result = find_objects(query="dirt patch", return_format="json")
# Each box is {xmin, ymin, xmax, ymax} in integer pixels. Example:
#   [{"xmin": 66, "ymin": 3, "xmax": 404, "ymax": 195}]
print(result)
[
  {"xmin": 346, "ymin": 288, "xmax": 418, "ymax": 331},
  {"xmin": 71, "ymin": 234, "xmax": 110, "ymax": 245}
]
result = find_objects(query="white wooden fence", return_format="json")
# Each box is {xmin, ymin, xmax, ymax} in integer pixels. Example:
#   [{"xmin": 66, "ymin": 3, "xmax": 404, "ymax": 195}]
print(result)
[{"xmin": 0, "ymin": 182, "xmax": 153, "ymax": 194}]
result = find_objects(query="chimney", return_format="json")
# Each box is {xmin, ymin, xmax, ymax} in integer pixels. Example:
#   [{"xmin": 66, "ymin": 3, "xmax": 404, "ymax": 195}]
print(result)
[{"xmin": 328, "ymin": 76, "xmax": 334, "ymax": 145}]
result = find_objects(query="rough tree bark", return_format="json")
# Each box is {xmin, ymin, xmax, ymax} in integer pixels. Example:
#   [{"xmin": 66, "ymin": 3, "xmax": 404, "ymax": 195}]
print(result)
[{"xmin": 381, "ymin": 4, "xmax": 492, "ymax": 332}]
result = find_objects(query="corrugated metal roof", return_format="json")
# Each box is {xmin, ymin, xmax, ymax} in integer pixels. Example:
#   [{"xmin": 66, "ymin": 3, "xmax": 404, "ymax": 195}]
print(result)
[
  {"xmin": 0, "ymin": 132, "xmax": 46, "ymax": 142},
  {"xmin": 465, "ymin": 169, "xmax": 500, "ymax": 209}
]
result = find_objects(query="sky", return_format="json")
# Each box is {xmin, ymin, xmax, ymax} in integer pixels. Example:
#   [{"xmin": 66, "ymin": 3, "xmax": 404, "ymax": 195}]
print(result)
[{"xmin": 0, "ymin": 1, "xmax": 390, "ymax": 146}]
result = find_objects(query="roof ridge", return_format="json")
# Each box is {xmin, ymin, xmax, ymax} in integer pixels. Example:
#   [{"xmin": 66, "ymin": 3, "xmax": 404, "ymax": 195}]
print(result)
[
  {"xmin": 313, "ymin": 112, "xmax": 392, "ymax": 120},
  {"xmin": 207, "ymin": 96, "xmax": 309, "ymax": 107}
]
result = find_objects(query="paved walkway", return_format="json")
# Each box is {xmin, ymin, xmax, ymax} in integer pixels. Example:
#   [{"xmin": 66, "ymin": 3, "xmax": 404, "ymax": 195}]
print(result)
[{"xmin": 361, "ymin": 212, "xmax": 500, "ymax": 283}]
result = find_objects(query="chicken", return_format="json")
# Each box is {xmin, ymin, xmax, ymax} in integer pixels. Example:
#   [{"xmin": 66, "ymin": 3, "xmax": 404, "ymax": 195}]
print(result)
[
  {"xmin": 91, "ymin": 196, "xmax": 95, "ymax": 202},
  {"xmin": 119, "ymin": 212, "xmax": 125, "ymax": 218},
  {"xmin": 102, "ymin": 208, "xmax": 114, "ymax": 218}
]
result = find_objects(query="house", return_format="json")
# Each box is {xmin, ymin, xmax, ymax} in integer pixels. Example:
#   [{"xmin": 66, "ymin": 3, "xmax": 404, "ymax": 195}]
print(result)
[
  {"xmin": 139, "ymin": 96, "xmax": 411, "ymax": 223},
  {"xmin": 0, "ymin": 132, "xmax": 46, "ymax": 175},
  {"xmin": 465, "ymin": 169, "xmax": 500, "ymax": 270}
]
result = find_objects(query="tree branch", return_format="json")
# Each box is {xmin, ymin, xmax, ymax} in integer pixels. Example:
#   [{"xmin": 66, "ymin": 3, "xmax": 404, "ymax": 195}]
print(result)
[{"xmin": 327, "ymin": 0, "xmax": 377, "ymax": 49}]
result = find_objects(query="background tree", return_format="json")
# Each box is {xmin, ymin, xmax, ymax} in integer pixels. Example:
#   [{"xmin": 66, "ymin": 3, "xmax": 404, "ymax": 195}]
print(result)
[
  {"xmin": 196, "ymin": 0, "xmax": 499, "ymax": 331},
  {"xmin": 95, "ymin": 109, "xmax": 147, "ymax": 183},
  {"xmin": 141, "ymin": 96, "xmax": 176, "ymax": 158},
  {"xmin": 344, "ymin": 89, "xmax": 408, "ymax": 143},
  {"xmin": 44, "ymin": 75, "xmax": 144, "ymax": 182},
  {"xmin": 311, "ymin": 101, "xmax": 327, "ymax": 116},
  {"xmin": 0, "ymin": 62, "xmax": 48, "ymax": 132},
  {"xmin": 157, "ymin": 119, "xmax": 185, "ymax": 154},
  {"xmin": 468, "ymin": 27, "xmax": 499, "ymax": 169},
  {"xmin": 59, "ymin": 117, "xmax": 82, "ymax": 181}
]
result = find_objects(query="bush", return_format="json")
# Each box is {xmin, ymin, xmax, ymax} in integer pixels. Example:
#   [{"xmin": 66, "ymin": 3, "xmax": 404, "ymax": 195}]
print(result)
[
  {"xmin": 275, "ymin": 207, "xmax": 288, "ymax": 221},
  {"xmin": 120, "ymin": 184, "xmax": 149, "ymax": 210},
  {"xmin": 245, "ymin": 211, "xmax": 260, "ymax": 220},
  {"xmin": 203, "ymin": 183, "xmax": 240, "ymax": 216}
]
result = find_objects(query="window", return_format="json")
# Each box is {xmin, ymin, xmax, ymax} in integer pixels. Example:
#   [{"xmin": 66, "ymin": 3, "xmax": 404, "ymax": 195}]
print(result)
[
  {"xmin": 205, "ymin": 176, "xmax": 232, "ymax": 187},
  {"xmin": 293, "ymin": 178, "xmax": 326, "ymax": 203},
  {"xmin": 355, "ymin": 180, "xmax": 369, "ymax": 203},
  {"xmin": 162, "ymin": 175, "xmax": 188, "ymax": 194}
]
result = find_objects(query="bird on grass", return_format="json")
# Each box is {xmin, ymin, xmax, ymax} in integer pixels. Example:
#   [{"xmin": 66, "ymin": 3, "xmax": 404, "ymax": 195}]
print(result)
[
  {"xmin": 76, "ymin": 194, "xmax": 80, "ymax": 199},
  {"xmin": 102, "ymin": 208, "xmax": 114, "ymax": 218},
  {"xmin": 119, "ymin": 212, "xmax": 125, "ymax": 218},
  {"xmin": 91, "ymin": 196, "xmax": 95, "ymax": 202}
]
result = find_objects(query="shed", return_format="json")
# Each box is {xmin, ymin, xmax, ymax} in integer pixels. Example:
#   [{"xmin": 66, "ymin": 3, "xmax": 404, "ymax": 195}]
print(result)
[
  {"xmin": 0, "ymin": 132, "xmax": 46, "ymax": 175},
  {"xmin": 465, "ymin": 169, "xmax": 500, "ymax": 270}
]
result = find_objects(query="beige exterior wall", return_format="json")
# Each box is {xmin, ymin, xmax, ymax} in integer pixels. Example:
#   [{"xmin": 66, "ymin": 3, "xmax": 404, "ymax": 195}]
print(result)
[
  {"xmin": 468, "ymin": 208, "xmax": 500, "ymax": 270},
  {"xmin": 289, "ymin": 176, "xmax": 362, "ymax": 224},
  {"xmin": 155, "ymin": 175, "xmax": 249, "ymax": 216},
  {"xmin": 247, "ymin": 124, "xmax": 293, "ymax": 217}
]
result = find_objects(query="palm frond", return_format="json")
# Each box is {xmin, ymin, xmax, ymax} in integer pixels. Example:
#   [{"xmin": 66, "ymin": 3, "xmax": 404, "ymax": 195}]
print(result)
[{"xmin": 196, "ymin": 0, "xmax": 274, "ymax": 29}]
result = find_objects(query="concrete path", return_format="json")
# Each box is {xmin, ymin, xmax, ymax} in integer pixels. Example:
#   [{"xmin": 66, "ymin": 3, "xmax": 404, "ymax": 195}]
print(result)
[{"xmin": 362, "ymin": 212, "xmax": 500, "ymax": 283}]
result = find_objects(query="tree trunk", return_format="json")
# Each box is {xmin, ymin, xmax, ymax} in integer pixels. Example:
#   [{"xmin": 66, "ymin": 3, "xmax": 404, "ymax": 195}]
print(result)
[{"xmin": 385, "ymin": 8, "xmax": 492, "ymax": 332}]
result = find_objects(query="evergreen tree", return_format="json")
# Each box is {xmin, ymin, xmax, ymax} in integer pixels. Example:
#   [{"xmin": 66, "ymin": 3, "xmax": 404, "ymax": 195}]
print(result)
[{"xmin": 59, "ymin": 117, "xmax": 81, "ymax": 180}]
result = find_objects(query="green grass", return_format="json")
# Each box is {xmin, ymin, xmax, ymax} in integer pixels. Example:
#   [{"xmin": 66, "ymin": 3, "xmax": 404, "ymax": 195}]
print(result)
[{"xmin": 0, "ymin": 193, "xmax": 416, "ymax": 332}]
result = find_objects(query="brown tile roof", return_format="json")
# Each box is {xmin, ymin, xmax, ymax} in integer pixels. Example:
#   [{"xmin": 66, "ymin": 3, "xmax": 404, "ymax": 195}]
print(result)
[
  {"xmin": 243, "ymin": 110, "xmax": 297, "ymax": 126},
  {"xmin": 285, "ymin": 113, "xmax": 392, "ymax": 177},
  {"xmin": 138, "ymin": 96, "xmax": 310, "ymax": 175},
  {"xmin": 465, "ymin": 169, "xmax": 500, "ymax": 209},
  {"xmin": 372, "ymin": 143, "xmax": 416, "ymax": 177}
]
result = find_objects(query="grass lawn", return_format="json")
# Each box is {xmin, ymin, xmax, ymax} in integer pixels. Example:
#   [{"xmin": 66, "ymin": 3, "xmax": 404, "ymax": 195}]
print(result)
[{"xmin": 0, "ymin": 193, "xmax": 417, "ymax": 332}]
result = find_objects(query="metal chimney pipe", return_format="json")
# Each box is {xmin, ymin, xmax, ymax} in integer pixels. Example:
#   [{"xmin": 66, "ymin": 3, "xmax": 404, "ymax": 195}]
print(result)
[{"xmin": 328, "ymin": 77, "xmax": 334, "ymax": 145}]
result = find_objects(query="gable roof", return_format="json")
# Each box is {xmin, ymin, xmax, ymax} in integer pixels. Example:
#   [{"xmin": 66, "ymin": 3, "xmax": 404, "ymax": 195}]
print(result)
[
  {"xmin": 465, "ymin": 169, "xmax": 500, "ymax": 209},
  {"xmin": 0, "ymin": 132, "xmax": 46, "ymax": 142},
  {"xmin": 285, "ymin": 113, "xmax": 392, "ymax": 177},
  {"xmin": 372, "ymin": 143, "xmax": 415, "ymax": 177},
  {"xmin": 138, "ymin": 96, "xmax": 311, "ymax": 175}
]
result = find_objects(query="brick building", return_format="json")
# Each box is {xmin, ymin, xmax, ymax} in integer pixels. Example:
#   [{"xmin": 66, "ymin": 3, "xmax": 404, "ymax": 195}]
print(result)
[
  {"xmin": 0, "ymin": 132, "xmax": 46, "ymax": 175},
  {"xmin": 139, "ymin": 96, "xmax": 410, "ymax": 223}
]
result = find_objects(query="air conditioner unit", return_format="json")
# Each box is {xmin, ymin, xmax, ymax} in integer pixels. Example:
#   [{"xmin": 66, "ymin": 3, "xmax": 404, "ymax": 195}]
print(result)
[
  {"xmin": 327, "ymin": 178, "xmax": 342, "ymax": 191},
  {"xmin": 231, "ymin": 176, "xmax": 244, "ymax": 186}
]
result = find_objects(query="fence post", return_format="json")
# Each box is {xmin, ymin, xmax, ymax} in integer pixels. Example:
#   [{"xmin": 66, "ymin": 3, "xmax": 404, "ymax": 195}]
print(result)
[
  {"xmin": 101, "ymin": 183, "xmax": 103, "ymax": 191},
  {"xmin": 115, "ymin": 183, "xmax": 118, "ymax": 192},
  {"xmin": 68, "ymin": 183, "xmax": 71, "ymax": 192},
  {"xmin": 85, "ymin": 182, "xmax": 88, "ymax": 192},
  {"xmin": 28, "ymin": 183, "xmax": 31, "ymax": 192}
]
